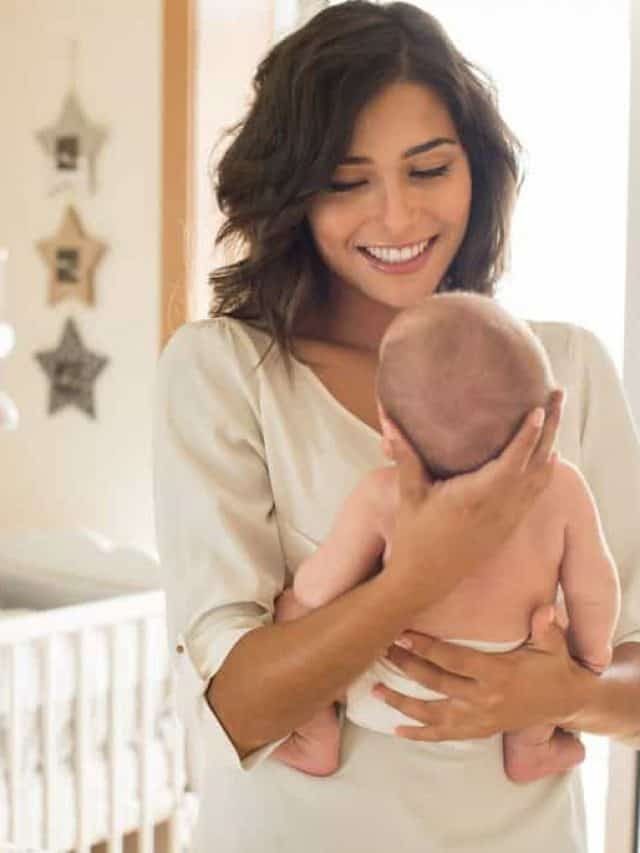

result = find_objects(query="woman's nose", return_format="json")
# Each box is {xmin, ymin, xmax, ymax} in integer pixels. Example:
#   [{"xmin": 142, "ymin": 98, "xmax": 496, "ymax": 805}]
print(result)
[{"xmin": 376, "ymin": 182, "xmax": 417, "ymax": 234}]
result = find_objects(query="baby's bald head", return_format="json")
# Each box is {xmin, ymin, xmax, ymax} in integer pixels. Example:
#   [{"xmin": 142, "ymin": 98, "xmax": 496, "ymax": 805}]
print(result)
[{"xmin": 377, "ymin": 293, "xmax": 557, "ymax": 478}]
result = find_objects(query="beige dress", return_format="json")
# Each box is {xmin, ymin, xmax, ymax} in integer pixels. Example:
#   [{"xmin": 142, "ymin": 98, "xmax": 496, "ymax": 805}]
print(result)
[{"xmin": 152, "ymin": 315, "xmax": 640, "ymax": 853}]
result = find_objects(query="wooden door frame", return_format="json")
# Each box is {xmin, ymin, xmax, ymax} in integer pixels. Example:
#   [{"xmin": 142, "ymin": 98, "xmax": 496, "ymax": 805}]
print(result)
[
  {"xmin": 634, "ymin": 751, "xmax": 640, "ymax": 852},
  {"xmin": 161, "ymin": 0, "xmax": 195, "ymax": 351}
]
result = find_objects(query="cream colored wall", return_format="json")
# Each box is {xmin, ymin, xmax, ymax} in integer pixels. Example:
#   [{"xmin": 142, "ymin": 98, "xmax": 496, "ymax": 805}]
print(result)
[
  {"xmin": 625, "ymin": 0, "xmax": 640, "ymax": 426},
  {"xmin": 0, "ymin": 0, "xmax": 162, "ymax": 553},
  {"xmin": 191, "ymin": 0, "xmax": 274, "ymax": 321},
  {"xmin": 606, "ymin": 5, "xmax": 640, "ymax": 852}
]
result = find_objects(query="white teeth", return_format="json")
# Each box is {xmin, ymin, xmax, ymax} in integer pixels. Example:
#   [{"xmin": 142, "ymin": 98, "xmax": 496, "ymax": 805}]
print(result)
[{"xmin": 363, "ymin": 239, "xmax": 430, "ymax": 264}]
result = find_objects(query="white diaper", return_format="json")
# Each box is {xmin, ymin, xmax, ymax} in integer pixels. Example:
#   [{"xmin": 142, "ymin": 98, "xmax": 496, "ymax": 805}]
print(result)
[{"xmin": 345, "ymin": 636, "xmax": 526, "ymax": 747}]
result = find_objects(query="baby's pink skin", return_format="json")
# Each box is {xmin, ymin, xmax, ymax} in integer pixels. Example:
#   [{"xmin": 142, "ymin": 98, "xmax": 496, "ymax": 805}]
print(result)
[
  {"xmin": 271, "ymin": 587, "xmax": 343, "ymax": 776},
  {"xmin": 272, "ymin": 444, "xmax": 619, "ymax": 782}
]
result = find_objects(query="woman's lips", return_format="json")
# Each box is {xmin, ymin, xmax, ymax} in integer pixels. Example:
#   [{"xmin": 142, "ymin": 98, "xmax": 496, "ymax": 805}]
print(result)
[{"xmin": 358, "ymin": 237, "xmax": 437, "ymax": 275}]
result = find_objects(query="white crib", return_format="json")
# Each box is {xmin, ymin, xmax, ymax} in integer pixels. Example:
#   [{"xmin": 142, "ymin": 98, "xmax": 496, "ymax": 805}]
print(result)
[{"xmin": 0, "ymin": 530, "xmax": 195, "ymax": 853}]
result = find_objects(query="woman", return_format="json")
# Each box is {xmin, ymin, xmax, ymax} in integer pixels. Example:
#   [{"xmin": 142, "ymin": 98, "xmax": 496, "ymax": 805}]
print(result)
[{"xmin": 152, "ymin": 3, "xmax": 640, "ymax": 850}]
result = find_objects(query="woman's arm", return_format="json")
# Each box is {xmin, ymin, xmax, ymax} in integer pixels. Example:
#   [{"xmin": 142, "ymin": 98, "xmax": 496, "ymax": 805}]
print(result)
[
  {"xmin": 568, "ymin": 642, "xmax": 640, "ymax": 744},
  {"xmin": 372, "ymin": 620, "xmax": 640, "ymax": 747},
  {"xmin": 155, "ymin": 320, "xmax": 561, "ymax": 766},
  {"xmin": 209, "ymin": 400, "xmax": 560, "ymax": 758},
  {"xmin": 208, "ymin": 571, "xmax": 420, "ymax": 758}
]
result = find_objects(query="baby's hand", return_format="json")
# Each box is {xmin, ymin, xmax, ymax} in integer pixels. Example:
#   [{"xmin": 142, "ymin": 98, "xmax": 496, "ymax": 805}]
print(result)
[{"xmin": 273, "ymin": 587, "xmax": 312, "ymax": 623}]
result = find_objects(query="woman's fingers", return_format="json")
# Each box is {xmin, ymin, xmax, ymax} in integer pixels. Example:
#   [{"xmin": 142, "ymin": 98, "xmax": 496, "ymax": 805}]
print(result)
[
  {"xmin": 483, "ymin": 387, "xmax": 564, "ymax": 500},
  {"xmin": 382, "ymin": 413, "xmax": 433, "ymax": 503},
  {"xmin": 372, "ymin": 687, "xmax": 481, "ymax": 740},
  {"xmin": 531, "ymin": 388, "xmax": 564, "ymax": 467},
  {"xmin": 372, "ymin": 687, "xmax": 450, "ymax": 725},
  {"xmin": 500, "ymin": 388, "xmax": 563, "ymax": 476},
  {"xmin": 384, "ymin": 647, "xmax": 477, "ymax": 701},
  {"xmin": 396, "ymin": 633, "xmax": 487, "ymax": 680},
  {"xmin": 497, "ymin": 405, "xmax": 547, "ymax": 475}
]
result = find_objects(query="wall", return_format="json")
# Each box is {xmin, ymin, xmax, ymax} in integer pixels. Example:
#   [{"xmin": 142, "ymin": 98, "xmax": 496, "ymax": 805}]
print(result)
[
  {"xmin": 626, "ymin": 0, "xmax": 640, "ymax": 425},
  {"xmin": 191, "ymin": 0, "xmax": 274, "ymax": 321},
  {"xmin": 607, "ymin": 5, "xmax": 640, "ymax": 850},
  {"xmin": 0, "ymin": 0, "xmax": 162, "ymax": 553}
]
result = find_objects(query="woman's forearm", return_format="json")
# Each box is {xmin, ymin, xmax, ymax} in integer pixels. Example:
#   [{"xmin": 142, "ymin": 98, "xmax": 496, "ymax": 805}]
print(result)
[
  {"xmin": 206, "ymin": 571, "xmax": 422, "ymax": 759},
  {"xmin": 569, "ymin": 641, "xmax": 640, "ymax": 745}
]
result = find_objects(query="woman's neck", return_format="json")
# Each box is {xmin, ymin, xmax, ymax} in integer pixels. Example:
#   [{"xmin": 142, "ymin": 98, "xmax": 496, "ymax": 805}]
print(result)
[{"xmin": 297, "ymin": 279, "xmax": 398, "ymax": 352}]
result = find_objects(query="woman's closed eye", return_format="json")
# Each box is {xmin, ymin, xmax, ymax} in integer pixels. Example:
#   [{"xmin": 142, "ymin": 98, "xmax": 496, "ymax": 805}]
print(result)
[{"xmin": 328, "ymin": 164, "xmax": 451, "ymax": 193}]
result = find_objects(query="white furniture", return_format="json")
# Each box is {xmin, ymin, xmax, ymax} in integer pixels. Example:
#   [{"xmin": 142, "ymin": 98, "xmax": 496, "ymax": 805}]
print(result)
[{"xmin": 0, "ymin": 529, "xmax": 196, "ymax": 853}]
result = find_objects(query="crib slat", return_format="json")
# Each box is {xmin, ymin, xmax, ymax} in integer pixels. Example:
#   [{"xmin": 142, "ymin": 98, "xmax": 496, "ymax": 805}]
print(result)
[
  {"xmin": 108, "ymin": 624, "xmax": 123, "ymax": 853},
  {"xmin": 167, "ymin": 659, "xmax": 184, "ymax": 853},
  {"xmin": 138, "ymin": 617, "xmax": 154, "ymax": 853},
  {"xmin": 42, "ymin": 636, "xmax": 57, "ymax": 850},
  {"xmin": 2, "ymin": 589, "xmax": 182, "ymax": 853},
  {"xmin": 75, "ymin": 629, "xmax": 91, "ymax": 853},
  {"xmin": 9, "ymin": 644, "xmax": 22, "ymax": 842}
]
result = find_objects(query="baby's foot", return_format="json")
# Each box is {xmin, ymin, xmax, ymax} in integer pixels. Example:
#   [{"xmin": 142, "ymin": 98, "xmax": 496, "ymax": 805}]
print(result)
[
  {"xmin": 504, "ymin": 729, "xmax": 586, "ymax": 784},
  {"xmin": 271, "ymin": 728, "xmax": 340, "ymax": 777}
]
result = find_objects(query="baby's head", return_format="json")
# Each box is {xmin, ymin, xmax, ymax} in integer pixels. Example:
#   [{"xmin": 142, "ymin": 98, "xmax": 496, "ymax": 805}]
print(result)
[{"xmin": 376, "ymin": 293, "xmax": 558, "ymax": 479}]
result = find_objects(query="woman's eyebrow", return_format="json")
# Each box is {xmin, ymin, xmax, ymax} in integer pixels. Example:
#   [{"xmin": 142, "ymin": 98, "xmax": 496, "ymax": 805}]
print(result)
[{"xmin": 339, "ymin": 137, "xmax": 458, "ymax": 165}]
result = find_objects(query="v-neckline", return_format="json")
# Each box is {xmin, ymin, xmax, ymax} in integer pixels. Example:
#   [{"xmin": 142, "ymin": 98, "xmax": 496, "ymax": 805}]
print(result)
[
  {"xmin": 290, "ymin": 352, "xmax": 383, "ymax": 442},
  {"xmin": 231, "ymin": 318, "xmax": 384, "ymax": 442}
]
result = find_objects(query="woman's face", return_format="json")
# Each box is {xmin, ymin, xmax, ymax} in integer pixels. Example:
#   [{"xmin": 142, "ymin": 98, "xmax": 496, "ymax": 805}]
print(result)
[{"xmin": 307, "ymin": 80, "xmax": 472, "ymax": 326}]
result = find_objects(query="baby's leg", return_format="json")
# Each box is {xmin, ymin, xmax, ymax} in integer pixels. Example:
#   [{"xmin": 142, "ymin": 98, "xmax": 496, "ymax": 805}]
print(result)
[
  {"xmin": 270, "ymin": 587, "xmax": 342, "ymax": 776},
  {"xmin": 503, "ymin": 724, "xmax": 585, "ymax": 784}
]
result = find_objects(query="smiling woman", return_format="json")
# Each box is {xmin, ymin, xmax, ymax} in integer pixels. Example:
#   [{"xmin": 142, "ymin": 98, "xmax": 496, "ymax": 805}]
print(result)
[
  {"xmin": 209, "ymin": 0, "xmax": 522, "ymax": 365},
  {"xmin": 153, "ymin": 3, "xmax": 640, "ymax": 852}
]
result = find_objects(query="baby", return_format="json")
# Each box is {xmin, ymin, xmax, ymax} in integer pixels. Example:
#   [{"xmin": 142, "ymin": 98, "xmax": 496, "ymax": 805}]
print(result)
[{"xmin": 272, "ymin": 292, "xmax": 620, "ymax": 783}]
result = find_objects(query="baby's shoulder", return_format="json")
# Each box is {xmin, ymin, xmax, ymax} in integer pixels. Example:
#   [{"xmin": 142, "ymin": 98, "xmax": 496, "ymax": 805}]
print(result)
[
  {"xmin": 544, "ymin": 458, "xmax": 594, "ymax": 518},
  {"xmin": 358, "ymin": 465, "xmax": 398, "ymax": 521},
  {"xmin": 552, "ymin": 458, "xmax": 589, "ymax": 491}
]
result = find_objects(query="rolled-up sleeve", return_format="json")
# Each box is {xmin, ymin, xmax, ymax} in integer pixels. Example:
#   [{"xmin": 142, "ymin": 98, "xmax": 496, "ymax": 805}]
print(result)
[
  {"xmin": 576, "ymin": 325, "xmax": 640, "ymax": 647},
  {"xmin": 152, "ymin": 319, "xmax": 290, "ymax": 771}
]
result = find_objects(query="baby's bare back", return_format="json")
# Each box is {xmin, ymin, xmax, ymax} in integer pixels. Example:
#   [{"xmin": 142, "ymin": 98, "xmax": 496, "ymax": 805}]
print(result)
[{"xmin": 376, "ymin": 464, "xmax": 569, "ymax": 643}]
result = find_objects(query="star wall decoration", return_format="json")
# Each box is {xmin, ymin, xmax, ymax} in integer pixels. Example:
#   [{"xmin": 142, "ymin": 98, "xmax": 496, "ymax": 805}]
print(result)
[
  {"xmin": 34, "ymin": 318, "xmax": 109, "ymax": 419},
  {"xmin": 36, "ymin": 206, "xmax": 107, "ymax": 306},
  {"xmin": 36, "ymin": 91, "xmax": 107, "ymax": 195}
]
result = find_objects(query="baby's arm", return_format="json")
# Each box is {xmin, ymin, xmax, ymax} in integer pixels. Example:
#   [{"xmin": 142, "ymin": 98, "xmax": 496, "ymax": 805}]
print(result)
[
  {"xmin": 558, "ymin": 463, "xmax": 621, "ymax": 673},
  {"xmin": 293, "ymin": 467, "xmax": 390, "ymax": 609}
]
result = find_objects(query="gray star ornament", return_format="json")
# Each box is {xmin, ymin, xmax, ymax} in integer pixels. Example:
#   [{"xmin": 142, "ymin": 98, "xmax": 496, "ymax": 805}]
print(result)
[
  {"xmin": 36, "ymin": 91, "xmax": 107, "ymax": 194},
  {"xmin": 34, "ymin": 318, "xmax": 109, "ymax": 419}
]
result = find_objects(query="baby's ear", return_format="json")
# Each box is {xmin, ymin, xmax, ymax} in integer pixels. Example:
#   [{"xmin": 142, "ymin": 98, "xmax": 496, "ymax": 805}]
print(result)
[
  {"xmin": 546, "ymin": 387, "xmax": 566, "ymax": 416},
  {"xmin": 376, "ymin": 399, "xmax": 398, "ymax": 459}
]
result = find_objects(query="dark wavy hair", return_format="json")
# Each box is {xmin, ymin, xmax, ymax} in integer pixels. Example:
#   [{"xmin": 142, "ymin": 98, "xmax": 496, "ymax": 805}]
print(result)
[{"xmin": 209, "ymin": 0, "xmax": 524, "ymax": 369}]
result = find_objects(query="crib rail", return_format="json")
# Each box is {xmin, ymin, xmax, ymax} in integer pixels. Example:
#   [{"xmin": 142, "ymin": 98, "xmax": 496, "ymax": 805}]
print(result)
[
  {"xmin": 0, "ymin": 589, "xmax": 186, "ymax": 853},
  {"xmin": 0, "ymin": 590, "xmax": 165, "ymax": 646}
]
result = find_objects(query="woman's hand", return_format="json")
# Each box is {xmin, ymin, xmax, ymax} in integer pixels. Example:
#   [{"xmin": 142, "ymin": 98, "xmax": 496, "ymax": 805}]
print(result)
[
  {"xmin": 373, "ymin": 605, "xmax": 596, "ymax": 740},
  {"xmin": 379, "ymin": 390, "xmax": 564, "ymax": 610}
]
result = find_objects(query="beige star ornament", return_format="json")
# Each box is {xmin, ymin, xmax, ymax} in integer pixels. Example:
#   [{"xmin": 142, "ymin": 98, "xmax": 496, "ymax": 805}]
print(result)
[
  {"xmin": 36, "ymin": 206, "xmax": 107, "ymax": 306},
  {"xmin": 36, "ymin": 91, "xmax": 107, "ymax": 195}
]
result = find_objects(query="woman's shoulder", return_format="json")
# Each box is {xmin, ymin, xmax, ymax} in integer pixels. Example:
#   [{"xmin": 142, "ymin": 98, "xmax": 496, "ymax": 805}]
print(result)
[
  {"xmin": 154, "ymin": 317, "xmax": 280, "ymax": 418},
  {"xmin": 524, "ymin": 319, "xmax": 622, "ymax": 421},
  {"xmin": 160, "ymin": 315, "xmax": 274, "ymax": 373},
  {"xmin": 524, "ymin": 318, "xmax": 576, "ymax": 351},
  {"xmin": 524, "ymin": 318, "xmax": 608, "ymax": 369}
]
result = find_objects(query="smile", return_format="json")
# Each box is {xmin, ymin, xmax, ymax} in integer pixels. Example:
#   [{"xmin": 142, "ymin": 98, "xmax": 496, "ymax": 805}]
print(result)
[{"xmin": 359, "ymin": 239, "xmax": 432, "ymax": 264}]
